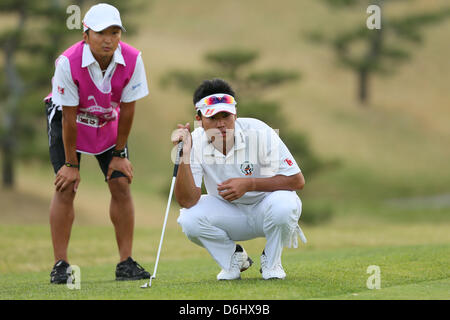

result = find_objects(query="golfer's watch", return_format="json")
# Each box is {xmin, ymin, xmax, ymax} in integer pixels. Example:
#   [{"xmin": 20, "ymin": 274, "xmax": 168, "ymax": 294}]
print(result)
[{"xmin": 112, "ymin": 148, "xmax": 127, "ymax": 158}]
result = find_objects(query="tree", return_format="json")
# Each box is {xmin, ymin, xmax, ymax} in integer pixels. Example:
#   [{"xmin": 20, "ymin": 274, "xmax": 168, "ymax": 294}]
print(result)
[
  {"xmin": 161, "ymin": 47, "xmax": 330, "ymax": 178},
  {"xmin": 0, "ymin": 0, "xmax": 61, "ymax": 188},
  {"xmin": 307, "ymin": 0, "xmax": 450, "ymax": 105}
]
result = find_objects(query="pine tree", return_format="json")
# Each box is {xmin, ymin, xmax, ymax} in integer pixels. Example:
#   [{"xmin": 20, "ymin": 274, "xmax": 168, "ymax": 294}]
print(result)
[
  {"xmin": 308, "ymin": 0, "xmax": 450, "ymax": 105},
  {"xmin": 161, "ymin": 48, "xmax": 330, "ymax": 178}
]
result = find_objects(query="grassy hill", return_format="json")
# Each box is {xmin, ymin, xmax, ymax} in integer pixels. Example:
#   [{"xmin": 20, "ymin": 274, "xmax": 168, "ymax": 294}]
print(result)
[
  {"xmin": 131, "ymin": 0, "xmax": 450, "ymax": 197},
  {"xmin": 3, "ymin": 0, "xmax": 450, "ymax": 225}
]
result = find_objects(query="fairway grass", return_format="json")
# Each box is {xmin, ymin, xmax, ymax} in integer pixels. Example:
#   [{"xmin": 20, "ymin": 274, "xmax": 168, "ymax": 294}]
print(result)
[
  {"xmin": 0, "ymin": 224, "xmax": 448, "ymax": 300},
  {"xmin": 1, "ymin": 0, "xmax": 449, "ymax": 303}
]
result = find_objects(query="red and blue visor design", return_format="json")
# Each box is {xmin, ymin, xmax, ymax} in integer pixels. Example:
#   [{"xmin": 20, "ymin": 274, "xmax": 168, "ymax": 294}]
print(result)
[{"xmin": 195, "ymin": 94, "xmax": 237, "ymax": 117}]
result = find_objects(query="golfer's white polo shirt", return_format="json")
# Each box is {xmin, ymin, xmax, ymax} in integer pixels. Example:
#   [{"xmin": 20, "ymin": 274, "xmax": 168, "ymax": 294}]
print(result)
[
  {"xmin": 51, "ymin": 43, "xmax": 149, "ymax": 107},
  {"xmin": 190, "ymin": 117, "xmax": 301, "ymax": 205}
]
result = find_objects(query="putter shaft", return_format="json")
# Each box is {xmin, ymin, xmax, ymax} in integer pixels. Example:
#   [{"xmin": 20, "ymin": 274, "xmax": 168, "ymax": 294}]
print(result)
[{"xmin": 141, "ymin": 142, "xmax": 183, "ymax": 289}]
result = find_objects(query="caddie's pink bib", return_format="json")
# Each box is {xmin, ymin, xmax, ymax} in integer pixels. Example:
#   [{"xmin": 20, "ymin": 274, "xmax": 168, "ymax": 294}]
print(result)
[{"xmin": 47, "ymin": 41, "xmax": 139, "ymax": 154}]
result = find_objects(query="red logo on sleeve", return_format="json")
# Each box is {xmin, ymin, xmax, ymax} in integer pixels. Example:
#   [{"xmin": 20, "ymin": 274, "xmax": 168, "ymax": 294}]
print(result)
[
  {"xmin": 57, "ymin": 86, "xmax": 65, "ymax": 95},
  {"xmin": 284, "ymin": 158, "xmax": 293, "ymax": 166}
]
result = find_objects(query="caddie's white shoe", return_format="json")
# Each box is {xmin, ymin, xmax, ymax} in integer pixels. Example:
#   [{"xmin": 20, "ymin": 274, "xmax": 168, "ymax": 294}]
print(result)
[
  {"xmin": 217, "ymin": 244, "xmax": 253, "ymax": 280},
  {"xmin": 260, "ymin": 251, "xmax": 286, "ymax": 280}
]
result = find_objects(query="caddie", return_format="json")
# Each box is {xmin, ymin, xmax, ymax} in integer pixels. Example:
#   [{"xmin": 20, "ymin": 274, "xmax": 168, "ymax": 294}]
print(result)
[
  {"xmin": 44, "ymin": 3, "xmax": 150, "ymax": 283},
  {"xmin": 171, "ymin": 78, "xmax": 307, "ymax": 280}
]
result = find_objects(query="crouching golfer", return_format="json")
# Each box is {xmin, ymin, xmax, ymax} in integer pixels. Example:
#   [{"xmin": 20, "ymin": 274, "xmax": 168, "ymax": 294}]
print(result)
[
  {"xmin": 45, "ymin": 3, "xmax": 150, "ymax": 283},
  {"xmin": 171, "ymin": 79, "xmax": 307, "ymax": 280}
]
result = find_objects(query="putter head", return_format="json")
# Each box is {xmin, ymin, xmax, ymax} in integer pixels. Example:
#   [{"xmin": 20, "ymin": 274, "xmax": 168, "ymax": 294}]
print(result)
[{"xmin": 140, "ymin": 276, "xmax": 154, "ymax": 289}]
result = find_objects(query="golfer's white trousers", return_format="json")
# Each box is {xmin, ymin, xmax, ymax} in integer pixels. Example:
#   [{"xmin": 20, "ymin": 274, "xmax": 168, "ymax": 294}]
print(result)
[{"xmin": 177, "ymin": 190, "xmax": 306, "ymax": 271}]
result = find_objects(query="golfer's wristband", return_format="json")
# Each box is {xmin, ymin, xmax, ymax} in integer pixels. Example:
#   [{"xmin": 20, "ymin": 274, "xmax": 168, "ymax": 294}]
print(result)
[{"xmin": 64, "ymin": 162, "xmax": 79, "ymax": 169}]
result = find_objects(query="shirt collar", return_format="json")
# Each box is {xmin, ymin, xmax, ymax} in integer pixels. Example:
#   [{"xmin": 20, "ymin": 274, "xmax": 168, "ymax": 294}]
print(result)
[
  {"xmin": 81, "ymin": 43, "xmax": 126, "ymax": 68},
  {"xmin": 234, "ymin": 120, "xmax": 246, "ymax": 150},
  {"xmin": 202, "ymin": 120, "xmax": 246, "ymax": 157}
]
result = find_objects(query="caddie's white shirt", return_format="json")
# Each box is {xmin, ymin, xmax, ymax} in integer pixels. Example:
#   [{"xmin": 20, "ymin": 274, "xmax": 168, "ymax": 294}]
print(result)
[
  {"xmin": 51, "ymin": 43, "xmax": 149, "ymax": 107},
  {"xmin": 190, "ymin": 117, "xmax": 301, "ymax": 205}
]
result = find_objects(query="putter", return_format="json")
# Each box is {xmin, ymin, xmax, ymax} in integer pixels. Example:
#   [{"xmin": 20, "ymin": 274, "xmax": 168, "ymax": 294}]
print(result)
[{"xmin": 141, "ymin": 141, "xmax": 184, "ymax": 289}]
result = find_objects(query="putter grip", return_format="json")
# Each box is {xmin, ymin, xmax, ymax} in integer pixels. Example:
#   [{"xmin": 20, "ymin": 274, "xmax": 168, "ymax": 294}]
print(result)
[{"xmin": 172, "ymin": 141, "xmax": 184, "ymax": 177}]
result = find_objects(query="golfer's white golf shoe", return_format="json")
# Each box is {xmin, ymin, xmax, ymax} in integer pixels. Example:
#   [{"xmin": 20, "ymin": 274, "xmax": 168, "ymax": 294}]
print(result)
[
  {"xmin": 217, "ymin": 244, "xmax": 253, "ymax": 280},
  {"xmin": 260, "ymin": 252, "xmax": 286, "ymax": 280}
]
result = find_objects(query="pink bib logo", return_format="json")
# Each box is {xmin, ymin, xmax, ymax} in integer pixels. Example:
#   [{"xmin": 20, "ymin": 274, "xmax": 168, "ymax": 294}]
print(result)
[{"xmin": 78, "ymin": 95, "xmax": 117, "ymax": 122}]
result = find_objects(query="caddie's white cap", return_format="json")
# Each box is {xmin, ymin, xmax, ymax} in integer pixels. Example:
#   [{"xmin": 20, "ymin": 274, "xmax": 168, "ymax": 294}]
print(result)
[
  {"xmin": 194, "ymin": 93, "xmax": 237, "ymax": 117},
  {"xmin": 83, "ymin": 3, "xmax": 126, "ymax": 32}
]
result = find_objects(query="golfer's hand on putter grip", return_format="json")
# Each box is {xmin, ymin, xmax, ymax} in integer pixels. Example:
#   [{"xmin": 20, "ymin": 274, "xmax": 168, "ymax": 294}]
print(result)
[
  {"xmin": 107, "ymin": 157, "xmax": 133, "ymax": 183},
  {"xmin": 55, "ymin": 165, "xmax": 81, "ymax": 193},
  {"xmin": 171, "ymin": 122, "xmax": 192, "ymax": 163}
]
